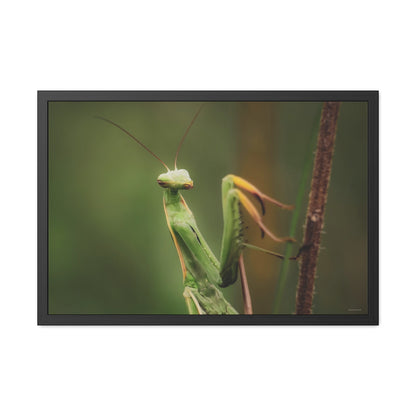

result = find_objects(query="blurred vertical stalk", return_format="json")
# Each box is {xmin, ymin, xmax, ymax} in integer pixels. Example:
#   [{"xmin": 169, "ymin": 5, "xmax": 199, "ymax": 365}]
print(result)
[
  {"xmin": 273, "ymin": 106, "xmax": 322, "ymax": 314},
  {"xmin": 295, "ymin": 102, "xmax": 341, "ymax": 314}
]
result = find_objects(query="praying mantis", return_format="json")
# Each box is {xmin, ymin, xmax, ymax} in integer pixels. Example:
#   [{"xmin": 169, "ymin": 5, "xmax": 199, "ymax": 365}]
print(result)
[{"xmin": 98, "ymin": 105, "xmax": 295, "ymax": 315}]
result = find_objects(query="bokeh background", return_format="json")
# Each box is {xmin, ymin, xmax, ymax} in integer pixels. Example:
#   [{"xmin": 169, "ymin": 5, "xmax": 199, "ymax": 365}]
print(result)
[{"xmin": 48, "ymin": 101, "xmax": 367, "ymax": 314}]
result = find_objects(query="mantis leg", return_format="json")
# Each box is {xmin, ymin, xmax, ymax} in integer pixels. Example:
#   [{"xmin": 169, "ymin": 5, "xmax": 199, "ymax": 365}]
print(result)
[
  {"xmin": 239, "ymin": 254, "xmax": 253, "ymax": 314},
  {"xmin": 219, "ymin": 174, "xmax": 295, "ymax": 288},
  {"xmin": 183, "ymin": 286, "xmax": 206, "ymax": 315}
]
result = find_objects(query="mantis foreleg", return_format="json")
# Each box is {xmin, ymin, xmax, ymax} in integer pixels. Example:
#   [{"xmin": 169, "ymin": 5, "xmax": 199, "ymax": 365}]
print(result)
[{"xmin": 218, "ymin": 174, "xmax": 294, "ymax": 288}]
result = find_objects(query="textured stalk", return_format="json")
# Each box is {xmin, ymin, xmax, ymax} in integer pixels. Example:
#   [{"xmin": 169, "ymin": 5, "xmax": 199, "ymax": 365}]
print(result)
[{"xmin": 295, "ymin": 102, "xmax": 341, "ymax": 314}]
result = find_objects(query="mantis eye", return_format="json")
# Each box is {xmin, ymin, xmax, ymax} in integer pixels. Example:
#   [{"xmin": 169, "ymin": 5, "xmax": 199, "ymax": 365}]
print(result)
[
  {"xmin": 157, "ymin": 180, "xmax": 168, "ymax": 188},
  {"xmin": 183, "ymin": 182, "xmax": 193, "ymax": 190}
]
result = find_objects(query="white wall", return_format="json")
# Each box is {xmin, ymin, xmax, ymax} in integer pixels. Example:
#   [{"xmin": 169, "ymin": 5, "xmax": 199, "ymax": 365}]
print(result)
[{"xmin": 1, "ymin": 1, "xmax": 414, "ymax": 415}]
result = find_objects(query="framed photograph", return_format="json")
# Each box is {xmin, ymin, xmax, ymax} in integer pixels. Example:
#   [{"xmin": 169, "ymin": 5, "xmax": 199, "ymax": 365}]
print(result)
[{"xmin": 38, "ymin": 91, "xmax": 378, "ymax": 325}]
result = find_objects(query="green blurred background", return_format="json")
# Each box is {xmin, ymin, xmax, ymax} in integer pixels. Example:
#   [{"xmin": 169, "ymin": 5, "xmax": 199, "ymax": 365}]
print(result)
[{"xmin": 48, "ymin": 101, "xmax": 367, "ymax": 315}]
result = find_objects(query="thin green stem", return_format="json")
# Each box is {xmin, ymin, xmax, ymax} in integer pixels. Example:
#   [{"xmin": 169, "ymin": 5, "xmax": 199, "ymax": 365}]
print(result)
[{"xmin": 273, "ymin": 107, "xmax": 322, "ymax": 314}]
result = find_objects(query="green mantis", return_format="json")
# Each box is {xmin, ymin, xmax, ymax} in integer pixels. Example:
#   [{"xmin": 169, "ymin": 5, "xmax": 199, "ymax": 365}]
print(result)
[{"xmin": 98, "ymin": 105, "xmax": 295, "ymax": 315}]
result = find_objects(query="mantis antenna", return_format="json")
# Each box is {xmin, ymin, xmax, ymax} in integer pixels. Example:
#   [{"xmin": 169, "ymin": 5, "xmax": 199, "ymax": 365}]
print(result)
[
  {"xmin": 96, "ymin": 116, "xmax": 170, "ymax": 171},
  {"xmin": 174, "ymin": 104, "xmax": 205, "ymax": 169}
]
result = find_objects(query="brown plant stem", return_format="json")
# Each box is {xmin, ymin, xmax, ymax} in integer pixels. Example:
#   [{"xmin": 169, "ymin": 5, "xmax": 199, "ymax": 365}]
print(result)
[{"xmin": 295, "ymin": 102, "xmax": 341, "ymax": 314}]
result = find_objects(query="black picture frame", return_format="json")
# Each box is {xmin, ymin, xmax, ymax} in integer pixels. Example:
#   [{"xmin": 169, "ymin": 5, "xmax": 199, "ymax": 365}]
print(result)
[{"xmin": 38, "ymin": 91, "xmax": 378, "ymax": 325}]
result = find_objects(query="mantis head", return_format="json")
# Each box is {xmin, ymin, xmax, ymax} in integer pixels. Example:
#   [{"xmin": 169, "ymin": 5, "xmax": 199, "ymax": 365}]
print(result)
[{"xmin": 157, "ymin": 169, "xmax": 194, "ymax": 190}]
